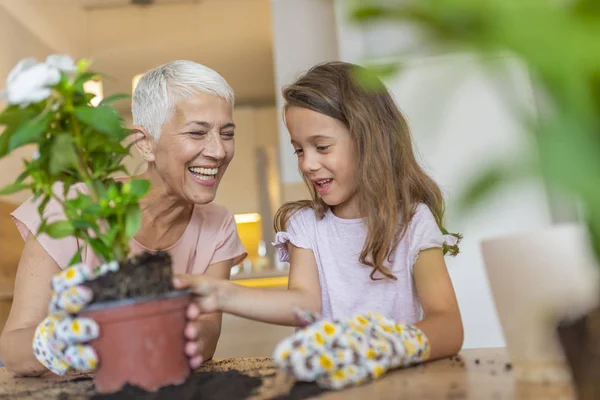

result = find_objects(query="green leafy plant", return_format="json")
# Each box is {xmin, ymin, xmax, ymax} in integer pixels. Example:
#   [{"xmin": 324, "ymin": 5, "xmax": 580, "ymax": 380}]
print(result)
[
  {"xmin": 0, "ymin": 55, "xmax": 150, "ymax": 265},
  {"xmin": 348, "ymin": 0, "xmax": 600, "ymax": 259}
]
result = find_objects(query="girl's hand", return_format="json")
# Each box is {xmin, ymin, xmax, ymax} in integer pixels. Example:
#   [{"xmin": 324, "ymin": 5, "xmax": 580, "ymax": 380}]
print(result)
[
  {"xmin": 273, "ymin": 311, "xmax": 431, "ymax": 390},
  {"xmin": 173, "ymin": 274, "xmax": 228, "ymax": 313}
]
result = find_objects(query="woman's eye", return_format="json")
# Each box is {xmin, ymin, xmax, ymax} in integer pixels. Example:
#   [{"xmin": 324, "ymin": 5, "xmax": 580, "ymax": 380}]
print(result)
[
  {"xmin": 189, "ymin": 131, "xmax": 207, "ymax": 136},
  {"xmin": 316, "ymin": 146, "xmax": 330, "ymax": 151},
  {"xmin": 293, "ymin": 149, "xmax": 303, "ymax": 155},
  {"xmin": 221, "ymin": 132, "xmax": 235, "ymax": 139}
]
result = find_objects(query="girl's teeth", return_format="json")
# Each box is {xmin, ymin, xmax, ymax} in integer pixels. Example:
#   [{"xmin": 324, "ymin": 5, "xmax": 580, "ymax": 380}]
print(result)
[{"xmin": 317, "ymin": 179, "xmax": 332, "ymax": 187}]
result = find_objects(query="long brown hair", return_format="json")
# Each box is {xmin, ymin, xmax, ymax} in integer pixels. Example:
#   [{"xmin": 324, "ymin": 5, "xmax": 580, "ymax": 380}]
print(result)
[{"xmin": 274, "ymin": 62, "xmax": 461, "ymax": 280}]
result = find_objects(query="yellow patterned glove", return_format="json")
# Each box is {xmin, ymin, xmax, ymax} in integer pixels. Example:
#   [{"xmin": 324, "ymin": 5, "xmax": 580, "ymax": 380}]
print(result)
[
  {"xmin": 33, "ymin": 261, "xmax": 118, "ymax": 375},
  {"xmin": 273, "ymin": 311, "xmax": 430, "ymax": 390}
]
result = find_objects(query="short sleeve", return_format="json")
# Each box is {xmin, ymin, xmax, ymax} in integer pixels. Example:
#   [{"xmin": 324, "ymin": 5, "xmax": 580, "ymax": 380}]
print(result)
[
  {"xmin": 10, "ymin": 183, "xmax": 84, "ymax": 270},
  {"xmin": 408, "ymin": 204, "xmax": 458, "ymax": 268},
  {"xmin": 210, "ymin": 212, "xmax": 247, "ymax": 267},
  {"xmin": 272, "ymin": 208, "xmax": 314, "ymax": 263}
]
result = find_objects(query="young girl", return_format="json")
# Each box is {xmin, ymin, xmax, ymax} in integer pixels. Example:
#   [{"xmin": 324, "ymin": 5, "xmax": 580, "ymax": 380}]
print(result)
[{"xmin": 175, "ymin": 61, "xmax": 464, "ymax": 388}]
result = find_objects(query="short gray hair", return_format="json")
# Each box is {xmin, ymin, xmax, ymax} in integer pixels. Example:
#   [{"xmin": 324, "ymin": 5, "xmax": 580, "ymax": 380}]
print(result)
[{"xmin": 132, "ymin": 60, "xmax": 234, "ymax": 140}]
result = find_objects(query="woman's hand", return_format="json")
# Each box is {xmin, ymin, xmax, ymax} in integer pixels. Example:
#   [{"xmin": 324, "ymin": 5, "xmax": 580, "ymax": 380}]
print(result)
[
  {"xmin": 33, "ymin": 261, "xmax": 118, "ymax": 375},
  {"xmin": 174, "ymin": 269, "xmax": 233, "ymax": 370},
  {"xmin": 182, "ymin": 302, "xmax": 218, "ymax": 369}
]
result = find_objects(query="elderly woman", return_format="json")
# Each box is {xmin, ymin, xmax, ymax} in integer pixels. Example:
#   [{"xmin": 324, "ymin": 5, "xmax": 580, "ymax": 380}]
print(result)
[{"xmin": 0, "ymin": 60, "xmax": 247, "ymax": 376}]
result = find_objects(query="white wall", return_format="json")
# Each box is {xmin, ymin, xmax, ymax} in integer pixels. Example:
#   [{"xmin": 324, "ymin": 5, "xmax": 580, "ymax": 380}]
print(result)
[
  {"xmin": 270, "ymin": 0, "xmax": 339, "ymax": 186},
  {"xmin": 214, "ymin": 106, "xmax": 280, "ymax": 215}
]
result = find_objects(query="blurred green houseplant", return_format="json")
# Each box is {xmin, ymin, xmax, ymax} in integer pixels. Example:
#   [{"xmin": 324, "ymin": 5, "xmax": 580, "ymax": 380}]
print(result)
[
  {"xmin": 349, "ymin": 0, "xmax": 600, "ymax": 260},
  {"xmin": 0, "ymin": 55, "xmax": 149, "ymax": 265}
]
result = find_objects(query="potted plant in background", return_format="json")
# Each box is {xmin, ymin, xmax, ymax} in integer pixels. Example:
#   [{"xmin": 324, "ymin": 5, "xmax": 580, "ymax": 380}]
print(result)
[
  {"xmin": 0, "ymin": 55, "xmax": 191, "ymax": 394},
  {"xmin": 347, "ymin": 1, "xmax": 600, "ymax": 398}
]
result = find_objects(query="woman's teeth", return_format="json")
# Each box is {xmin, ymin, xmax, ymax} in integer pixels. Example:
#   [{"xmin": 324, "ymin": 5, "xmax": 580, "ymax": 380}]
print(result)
[
  {"xmin": 189, "ymin": 167, "xmax": 218, "ymax": 181},
  {"xmin": 317, "ymin": 179, "xmax": 332, "ymax": 187}
]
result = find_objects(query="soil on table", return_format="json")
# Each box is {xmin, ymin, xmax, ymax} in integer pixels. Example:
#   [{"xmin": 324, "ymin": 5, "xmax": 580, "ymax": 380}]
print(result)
[
  {"xmin": 90, "ymin": 370, "xmax": 262, "ymax": 400},
  {"xmin": 83, "ymin": 251, "xmax": 174, "ymax": 304},
  {"xmin": 88, "ymin": 370, "xmax": 326, "ymax": 400}
]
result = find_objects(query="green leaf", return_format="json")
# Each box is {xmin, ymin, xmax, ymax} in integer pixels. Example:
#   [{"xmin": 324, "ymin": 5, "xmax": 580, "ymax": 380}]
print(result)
[
  {"xmin": 49, "ymin": 134, "xmax": 78, "ymax": 176},
  {"xmin": 36, "ymin": 196, "xmax": 50, "ymax": 217},
  {"xmin": 8, "ymin": 113, "xmax": 53, "ymax": 151},
  {"xmin": 68, "ymin": 250, "xmax": 83, "ymax": 267},
  {"xmin": 102, "ymin": 225, "xmax": 120, "ymax": 247},
  {"xmin": 0, "ymin": 106, "xmax": 37, "ymax": 126},
  {"xmin": 0, "ymin": 182, "xmax": 30, "ymax": 196},
  {"xmin": 0, "ymin": 129, "xmax": 12, "ymax": 158},
  {"xmin": 351, "ymin": 63, "xmax": 399, "ymax": 92},
  {"xmin": 98, "ymin": 93, "xmax": 130, "ymax": 107},
  {"xmin": 72, "ymin": 72, "xmax": 102, "ymax": 93},
  {"xmin": 44, "ymin": 221, "xmax": 75, "ymax": 239},
  {"xmin": 125, "ymin": 205, "xmax": 142, "ymax": 239},
  {"xmin": 128, "ymin": 179, "xmax": 151, "ymax": 200},
  {"xmin": 75, "ymin": 58, "xmax": 92, "ymax": 75},
  {"xmin": 71, "ymin": 219, "xmax": 99, "ymax": 232},
  {"xmin": 456, "ymin": 162, "xmax": 531, "ymax": 215},
  {"xmin": 74, "ymin": 105, "xmax": 125, "ymax": 137},
  {"xmin": 88, "ymin": 238, "xmax": 110, "ymax": 262}
]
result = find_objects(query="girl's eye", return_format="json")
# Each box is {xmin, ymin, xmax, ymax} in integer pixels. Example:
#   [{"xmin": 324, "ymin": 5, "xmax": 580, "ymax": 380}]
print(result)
[
  {"xmin": 293, "ymin": 149, "xmax": 303, "ymax": 155},
  {"xmin": 316, "ymin": 146, "xmax": 330, "ymax": 151}
]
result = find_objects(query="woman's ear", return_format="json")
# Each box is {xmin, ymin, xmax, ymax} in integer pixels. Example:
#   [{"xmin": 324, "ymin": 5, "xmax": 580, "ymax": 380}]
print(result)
[{"xmin": 131, "ymin": 125, "xmax": 156, "ymax": 162}]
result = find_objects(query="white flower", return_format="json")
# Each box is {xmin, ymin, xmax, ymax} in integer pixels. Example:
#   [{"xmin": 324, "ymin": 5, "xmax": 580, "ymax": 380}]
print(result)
[
  {"xmin": 4, "ymin": 57, "xmax": 61, "ymax": 106},
  {"xmin": 6, "ymin": 58, "xmax": 38, "ymax": 85},
  {"xmin": 45, "ymin": 54, "xmax": 77, "ymax": 74}
]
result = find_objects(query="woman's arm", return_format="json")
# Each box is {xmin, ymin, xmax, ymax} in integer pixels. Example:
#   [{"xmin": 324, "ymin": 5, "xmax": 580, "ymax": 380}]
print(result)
[
  {"xmin": 413, "ymin": 248, "xmax": 464, "ymax": 360},
  {"xmin": 0, "ymin": 231, "xmax": 61, "ymax": 376},
  {"xmin": 175, "ymin": 243, "xmax": 322, "ymax": 327}
]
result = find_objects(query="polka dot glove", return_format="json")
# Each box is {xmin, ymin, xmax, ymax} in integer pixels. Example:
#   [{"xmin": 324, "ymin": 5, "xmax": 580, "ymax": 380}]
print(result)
[
  {"xmin": 273, "ymin": 310, "xmax": 431, "ymax": 390},
  {"xmin": 32, "ymin": 261, "xmax": 119, "ymax": 375}
]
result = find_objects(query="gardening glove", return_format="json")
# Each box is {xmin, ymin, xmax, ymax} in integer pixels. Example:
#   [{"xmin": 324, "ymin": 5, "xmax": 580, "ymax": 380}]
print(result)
[
  {"xmin": 273, "ymin": 310, "xmax": 431, "ymax": 390},
  {"xmin": 32, "ymin": 261, "xmax": 119, "ymax": 375}
]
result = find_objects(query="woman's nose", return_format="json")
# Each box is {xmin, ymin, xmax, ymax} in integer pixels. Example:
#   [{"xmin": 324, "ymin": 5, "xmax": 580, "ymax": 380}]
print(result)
[{"xmin": 203, "ymin": 132, "xmax": 226, "ymax": 160}]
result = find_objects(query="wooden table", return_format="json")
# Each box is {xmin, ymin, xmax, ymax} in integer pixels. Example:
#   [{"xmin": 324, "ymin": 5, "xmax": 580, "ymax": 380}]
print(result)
[{"xmin": 0, "ymin": 348, "xmax": 576, "ymax": 399}]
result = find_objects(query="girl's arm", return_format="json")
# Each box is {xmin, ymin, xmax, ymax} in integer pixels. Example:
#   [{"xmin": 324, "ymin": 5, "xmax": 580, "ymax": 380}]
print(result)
[
  {"xmin": 174, "ymin": 243, "xmax": 322, "ymax": 327},
  {"xmin": 413, "ymin": 247, "xmax": 464, "ymax": 360},
  {"xmin": 0, "ymin": 232, "xmax": 60, "ymax": 376}
]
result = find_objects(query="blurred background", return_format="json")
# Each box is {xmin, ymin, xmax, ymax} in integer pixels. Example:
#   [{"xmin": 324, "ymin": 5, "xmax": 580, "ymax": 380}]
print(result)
[{"xmin": 0, "ymin": 0, "xmax": 588, "ymax": 360}]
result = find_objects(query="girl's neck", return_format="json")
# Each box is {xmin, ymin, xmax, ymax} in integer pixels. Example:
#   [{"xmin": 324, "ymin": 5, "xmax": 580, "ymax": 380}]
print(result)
[
  {"xmin": 331, "ymin": 193, "xmax": 361, "ymax": 219},
  {"xmin": 131, "ymin": 168, "xmax": 194, "ymax": 249}
]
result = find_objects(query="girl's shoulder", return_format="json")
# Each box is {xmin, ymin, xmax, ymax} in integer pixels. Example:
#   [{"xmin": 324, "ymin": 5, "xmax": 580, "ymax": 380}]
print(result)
[
  {"xmin": 409, "ymin": 203, "xmax": 437, "ymax": 227},
  {"xmin": 273, "ymin": 206, "xmax": 319, "ymax": 262}
]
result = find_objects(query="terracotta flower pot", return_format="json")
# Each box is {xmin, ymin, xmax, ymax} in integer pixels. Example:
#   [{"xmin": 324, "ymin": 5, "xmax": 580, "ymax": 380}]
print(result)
[{"xmin": 80, "ymin": 289, "xmax": 192, "ymax": 394}]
